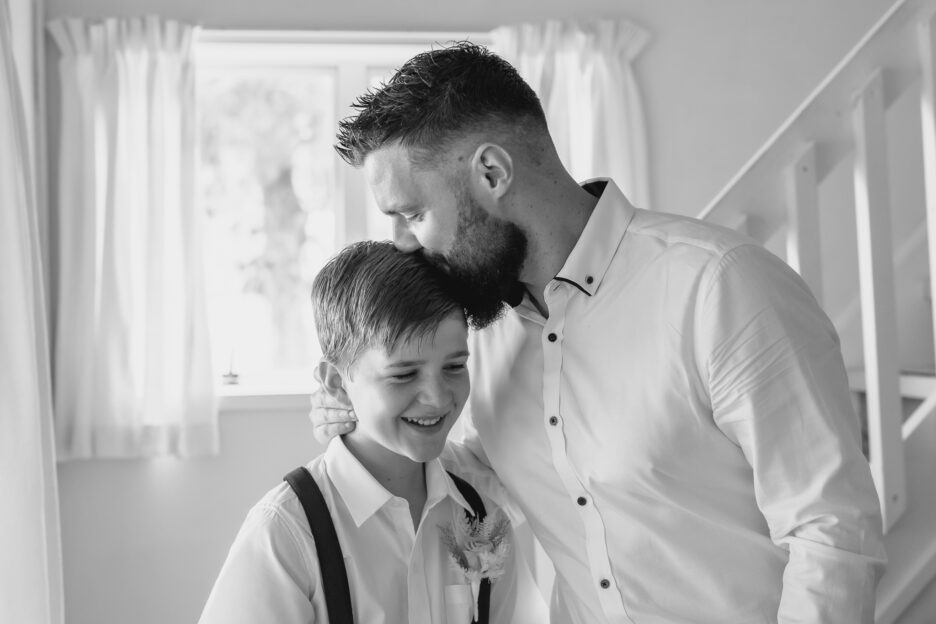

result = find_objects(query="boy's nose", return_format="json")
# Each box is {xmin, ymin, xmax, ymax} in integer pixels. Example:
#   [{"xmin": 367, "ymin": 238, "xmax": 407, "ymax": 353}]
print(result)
[
  {"xmin": 393, "ymin": 221, "xmax": 421, "ymax": 253},
  {"xmin": 418, "ymin": 374, "xmax": 451, "ymax": 409}
]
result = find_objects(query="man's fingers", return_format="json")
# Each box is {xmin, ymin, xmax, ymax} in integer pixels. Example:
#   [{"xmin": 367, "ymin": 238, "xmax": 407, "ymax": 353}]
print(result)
[
  {"xmin": 316, "ymin": 407, "xmax": 358, "ymax": 425},
  {"xmin": 323, "ymin": 422, "xmax": 355, "ymax": 437},
  {"xmin": 312, "ymin": 419, "xmax": 356, "ymax": 445},
  {"xmin": 309, "ymin": 387, "xmax": 356, "ymax": 444}
]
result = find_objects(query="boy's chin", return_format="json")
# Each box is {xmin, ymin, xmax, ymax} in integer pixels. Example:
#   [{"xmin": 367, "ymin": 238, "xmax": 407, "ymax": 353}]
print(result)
[{"xmin": 403, "ymin": 442, "xmax": 447, "ymax": 464}]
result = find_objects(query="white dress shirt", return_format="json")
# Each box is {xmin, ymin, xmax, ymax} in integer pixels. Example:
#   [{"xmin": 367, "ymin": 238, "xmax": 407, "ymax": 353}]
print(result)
[
  {"xmin": 445, "ymin": 179, "xmax": 886, "ymax": 624},
  {"xmin": 199, "ymin": 436, "xmax": 531, "ymax": 624}
]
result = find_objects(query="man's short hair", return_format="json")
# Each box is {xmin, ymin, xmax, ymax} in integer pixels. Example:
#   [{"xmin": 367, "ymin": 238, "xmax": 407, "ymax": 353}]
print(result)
[
  {"xmin": 335, "ymin": 41, "xmax": 547, "ymax": 168},
  {"xmin": 311, "ymin": 240, "xmax": 465, "ymax": 368}
]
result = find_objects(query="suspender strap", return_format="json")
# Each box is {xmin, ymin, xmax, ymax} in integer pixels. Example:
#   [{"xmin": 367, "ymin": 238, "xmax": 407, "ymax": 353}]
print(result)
[
  {"xmin": 284, "ymin": 467, "xmax": 354, "ymax": 624},
  {"xmin": 447, "ymin": 472, "xmax": 492, "ymax": 624}
]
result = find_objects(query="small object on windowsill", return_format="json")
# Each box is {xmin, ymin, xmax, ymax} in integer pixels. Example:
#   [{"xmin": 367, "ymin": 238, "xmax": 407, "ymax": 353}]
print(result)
[{"xmin": 223, "ymin": 349, "xmax": 239, "ymax": 385}]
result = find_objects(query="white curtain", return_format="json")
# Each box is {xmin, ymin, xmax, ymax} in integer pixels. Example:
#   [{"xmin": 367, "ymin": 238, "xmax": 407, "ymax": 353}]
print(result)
[
  {"xmin": 0, "ymin": 0, "xmax": 64, "ymax": 621},
  {"xmin": 491, "ymin": 20, "xmax": 652, "ymax": 209},
  {"xmin": 48, "ymin": 17, "xmax": 218, "ymax": 459}
]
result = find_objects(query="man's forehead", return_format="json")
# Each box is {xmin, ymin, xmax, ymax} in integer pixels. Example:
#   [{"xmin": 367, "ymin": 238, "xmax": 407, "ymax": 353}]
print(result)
[
  {"xmin": 363, "ymin": 146, "xmax": 447, "ymax": 212},
  {"xmin": 363, "ymin": 146, "xmax": 416, "ymax": 188}
]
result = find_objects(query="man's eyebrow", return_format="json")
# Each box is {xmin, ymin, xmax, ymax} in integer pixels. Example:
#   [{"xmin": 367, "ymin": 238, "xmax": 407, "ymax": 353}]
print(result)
[{"xmin": 447, "ymin": 350, "xmax": 470, "ymax": 359}]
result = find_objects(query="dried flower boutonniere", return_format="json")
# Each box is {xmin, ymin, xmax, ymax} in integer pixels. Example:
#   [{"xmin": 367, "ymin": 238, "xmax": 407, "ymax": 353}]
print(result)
[{"xmin": 440, "ymin": 507, "xmax": 511, "ymax": 621}]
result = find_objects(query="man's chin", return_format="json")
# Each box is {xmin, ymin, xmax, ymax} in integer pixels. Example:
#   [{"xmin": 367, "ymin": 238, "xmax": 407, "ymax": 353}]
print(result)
[
  {"xmin": 460, "ymin": 289, "xmax": 512, "ymax": 330},
  {"xmin": 420, "ymin": 250, "xmax": 453, "ymax": 274}
]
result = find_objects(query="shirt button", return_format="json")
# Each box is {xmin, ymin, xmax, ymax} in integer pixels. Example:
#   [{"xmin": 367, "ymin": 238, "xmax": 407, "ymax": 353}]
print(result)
[
  {"xmin": 577, "ymin": 496, "xmax": 587, "ymax": 506},
  {"xmin": 600, "ymin": 579, "xmax": 610, "ymax": 589},
  {"xmin": 586, "ymin": 276, "xmax": 594, "ymax": 284},
  {"xmin": 547, "ymin": 333, "xmax": 557, "ymax": 342},
  {"xmin": 548, "ymin": 416, "xmax": 559, "ymax": 426}
]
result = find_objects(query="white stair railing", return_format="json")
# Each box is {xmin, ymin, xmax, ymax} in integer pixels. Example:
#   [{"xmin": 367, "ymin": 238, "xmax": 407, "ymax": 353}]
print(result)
[
  {"xmin": 697, "ymin": 0, "xmax": 936, "ymax": 621},
  {"xmin": 922, "ymin": 6, "xmax": 936, "ymax": 365},
  {"xmin": 784, "ymin": 142, "xmax": 823, "ymax": 299},
  {"xmin": 851, "ymin": 68, "xmax": 907, "ymax": 530}
]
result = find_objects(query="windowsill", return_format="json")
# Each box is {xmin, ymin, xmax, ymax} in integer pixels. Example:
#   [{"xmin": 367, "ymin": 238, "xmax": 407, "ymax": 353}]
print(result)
[{"xmin": 217, "ymin": 384, "xmax": 313, "ymax": 413}]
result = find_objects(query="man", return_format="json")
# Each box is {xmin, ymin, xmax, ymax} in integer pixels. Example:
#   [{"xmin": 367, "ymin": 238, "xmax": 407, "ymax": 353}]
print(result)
[{"xmin": 315, "ymin": 41, "xmax": 886, "ymax": 623}]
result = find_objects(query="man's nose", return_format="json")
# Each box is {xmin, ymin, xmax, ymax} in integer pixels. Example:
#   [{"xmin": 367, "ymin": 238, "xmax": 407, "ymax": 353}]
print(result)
[{"xmin": 393, "ymin": 220, "xmax": 421, "ymax": 253}]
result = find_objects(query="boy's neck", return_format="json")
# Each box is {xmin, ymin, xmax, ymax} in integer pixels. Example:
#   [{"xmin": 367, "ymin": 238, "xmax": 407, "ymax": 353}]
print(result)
[{"xmin": 341, "ymin": 433, "xmax": 428, "ymax": 530}]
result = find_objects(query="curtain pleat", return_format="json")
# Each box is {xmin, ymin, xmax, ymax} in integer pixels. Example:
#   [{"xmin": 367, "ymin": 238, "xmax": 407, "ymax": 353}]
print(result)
[
  {"xmin": 491, "ymin": 20, "xmax": 652, "ymax": 209},
  {"xmin": 48, "ymin": 16, "xmax": 218, "ymax": 459},
  {"xmin": 0, "ymin": 0, "xmax": 64, "ymax": 620}
]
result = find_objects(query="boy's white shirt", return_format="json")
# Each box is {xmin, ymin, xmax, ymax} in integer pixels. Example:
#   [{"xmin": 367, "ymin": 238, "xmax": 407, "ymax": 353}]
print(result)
[{"xmin": 198, "ymin": 436, "xmax": 547, "ymax": 624}]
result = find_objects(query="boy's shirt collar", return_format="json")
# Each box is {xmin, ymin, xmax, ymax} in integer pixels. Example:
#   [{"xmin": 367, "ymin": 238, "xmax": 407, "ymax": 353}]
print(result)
[
  {"xmin": 425, "ymin": 455, "xmax": 474, "ymax": 517},
  {"xmin": 324, "ymin": 436, "xmax": 474, "ymax": 528}
]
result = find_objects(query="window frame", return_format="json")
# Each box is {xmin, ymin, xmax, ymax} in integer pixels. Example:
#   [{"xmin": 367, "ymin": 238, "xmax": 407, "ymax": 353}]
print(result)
[{"xmin": 195, "ymin": 29, "xmax": 489, "ymax": 409}]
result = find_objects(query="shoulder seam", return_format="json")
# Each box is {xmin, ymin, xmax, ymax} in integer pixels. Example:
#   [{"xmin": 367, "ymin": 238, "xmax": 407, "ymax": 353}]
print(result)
[{"xmin": 254, "ymin": 498, "xmax": 321, "ymax": 597}]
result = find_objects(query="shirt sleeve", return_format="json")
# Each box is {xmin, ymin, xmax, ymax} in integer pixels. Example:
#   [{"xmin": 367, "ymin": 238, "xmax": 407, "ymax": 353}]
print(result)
[
  {"xmin": 698, "ymin": 243, "xmax": 887, "ymax": 624},
  {"xmin": 198, "ymin": 503, "xmax": 321, "ymax": 624}
]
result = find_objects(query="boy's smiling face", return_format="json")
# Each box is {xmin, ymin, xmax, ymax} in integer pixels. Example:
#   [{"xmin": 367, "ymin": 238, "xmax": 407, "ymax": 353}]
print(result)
[{"xmin": 336, "ymin": 311, "xmax": 470, "ymax": 465}]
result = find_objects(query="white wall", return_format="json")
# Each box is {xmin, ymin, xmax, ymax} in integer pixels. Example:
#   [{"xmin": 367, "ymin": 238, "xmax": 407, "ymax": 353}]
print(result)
[
  {"xmin": 56, "ymin": 409, "xmax": 323, "ymax": 624},
  {"xmin": 45, "ymin": 1, "xmax": 915, "ymax": 623}
]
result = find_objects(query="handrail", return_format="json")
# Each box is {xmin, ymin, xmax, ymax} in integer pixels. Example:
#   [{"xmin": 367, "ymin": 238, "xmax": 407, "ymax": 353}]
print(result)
[
  {"xmin": 904, "ymin": 387, "xmax": 936, "ymax": 438},
  {"xmin": 697, "ymin": 0, "xmax": 927, "ymax": 236}
]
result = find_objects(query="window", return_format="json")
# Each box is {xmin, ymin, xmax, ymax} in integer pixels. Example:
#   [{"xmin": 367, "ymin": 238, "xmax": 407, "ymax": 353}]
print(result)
[{"xmin": 195, "ymin": 31, "xmax": 487, "ymax": 392}]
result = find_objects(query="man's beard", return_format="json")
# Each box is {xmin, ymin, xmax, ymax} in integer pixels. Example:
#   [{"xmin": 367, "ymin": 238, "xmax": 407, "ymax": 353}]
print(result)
[{"xmin": 431, "ymin": 190, "xmax": 527, "ymax": 330}]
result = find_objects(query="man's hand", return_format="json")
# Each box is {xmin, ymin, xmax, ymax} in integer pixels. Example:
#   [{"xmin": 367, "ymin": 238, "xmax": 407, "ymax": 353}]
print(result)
[{"xmin": 308, "ymin": 387, "xmax": 356, "ymax": 445}]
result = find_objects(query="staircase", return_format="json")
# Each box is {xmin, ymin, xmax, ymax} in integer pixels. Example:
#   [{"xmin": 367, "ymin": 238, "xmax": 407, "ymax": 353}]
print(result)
[{"xmin": 697, "ymin": 0, "xmax": 936, "ymax": 621}]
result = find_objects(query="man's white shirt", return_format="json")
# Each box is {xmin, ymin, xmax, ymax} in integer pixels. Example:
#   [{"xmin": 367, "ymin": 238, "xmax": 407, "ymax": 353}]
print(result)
[
  {"xmin": 445, "ymin": 179, "xmax": 886, "ymax": 624},
  {"xmin": 199, "ymin": 436, "xmax": 543, "ymax": 624}
]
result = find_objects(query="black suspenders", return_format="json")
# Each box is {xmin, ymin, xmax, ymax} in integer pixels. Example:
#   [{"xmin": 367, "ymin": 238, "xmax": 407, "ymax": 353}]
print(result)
[
  {"xmin": 284, "ymin": 467, "xmax": 354, "ymax": 624},
  {"xmin": 284, "ymin": 467, "xmax": 492, "ymax": 624}
]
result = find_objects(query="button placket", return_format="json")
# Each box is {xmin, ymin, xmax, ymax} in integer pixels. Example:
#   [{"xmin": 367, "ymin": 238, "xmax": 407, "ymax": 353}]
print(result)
[{"xmin": 541, "ymin": 280, "xmax": 632, "ymax": 623}]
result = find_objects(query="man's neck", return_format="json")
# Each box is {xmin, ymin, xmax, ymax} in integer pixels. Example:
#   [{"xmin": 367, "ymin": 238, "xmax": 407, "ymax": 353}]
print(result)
[{"xmin": 518, "ymin": 179, "xmax": 600, "ymax": 314}]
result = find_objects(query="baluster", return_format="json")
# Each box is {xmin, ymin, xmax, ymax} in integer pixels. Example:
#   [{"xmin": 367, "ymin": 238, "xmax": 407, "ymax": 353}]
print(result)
[
  {"xmin": 785, "ymin": 142, "xmax": 823, "ymax": 305},
  {"xmin": 852, "ymin": 69, "xmax": 906, "ymax": 532},
  {"xmin": 920, "ymin": 10, "xmax": 936, "ymax": 370}
]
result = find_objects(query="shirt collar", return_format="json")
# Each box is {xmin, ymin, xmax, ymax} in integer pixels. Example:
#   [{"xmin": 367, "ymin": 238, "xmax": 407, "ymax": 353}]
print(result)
[
  {"xmin": 555, "ymin": 178, "xmax": 636, "ymax": 297},
  {"xmin": 426, "ymin": 458, "xmax": 475, "ymax": 517},
  {"xmin": 324, "ymin": 437, "xmax": 473, "ymax": 527}
]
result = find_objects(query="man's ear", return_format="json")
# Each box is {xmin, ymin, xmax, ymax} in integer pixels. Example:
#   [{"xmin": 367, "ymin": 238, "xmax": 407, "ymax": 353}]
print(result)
[
  {"xmin": 471, "ymin": 143, "xmax": 513, "ymax": 200},
  {"xmin": 315, "ymin": 359, "xmax": 352, "ymax": 407}
]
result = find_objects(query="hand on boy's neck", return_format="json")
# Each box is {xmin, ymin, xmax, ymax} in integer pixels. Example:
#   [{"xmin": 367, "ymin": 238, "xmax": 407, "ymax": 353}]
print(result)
[{"xmin": 315, "ymin": 359, "xmax": 353, "ymax": 406}]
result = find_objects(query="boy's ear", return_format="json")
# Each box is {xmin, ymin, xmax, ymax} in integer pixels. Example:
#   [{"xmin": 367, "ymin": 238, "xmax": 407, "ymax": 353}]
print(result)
[{"xmin": 315, "ymin": 359, "xmax": 352, "ymax": 407}]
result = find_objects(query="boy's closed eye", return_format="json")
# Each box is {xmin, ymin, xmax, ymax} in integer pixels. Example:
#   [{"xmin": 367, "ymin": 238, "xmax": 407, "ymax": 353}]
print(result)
[{"xmin": 387, "ymin": 364, "xmax": 464, "ymax": 380}]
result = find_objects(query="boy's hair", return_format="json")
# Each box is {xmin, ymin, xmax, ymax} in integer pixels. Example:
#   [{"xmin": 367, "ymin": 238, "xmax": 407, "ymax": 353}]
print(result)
[
  {"xmin": 335, "ymin": 41, "xmax": 548, "ymax": 168},
  {"xmin": 311, "ymin": 241, "xmax": 465, "ymax": 368}
]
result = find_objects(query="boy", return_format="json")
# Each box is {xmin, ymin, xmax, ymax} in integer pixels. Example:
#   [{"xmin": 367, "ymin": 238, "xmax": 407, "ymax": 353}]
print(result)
[{"xmin": 199, "ymin": 241, "xmax": 535, "ymax": 624}]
